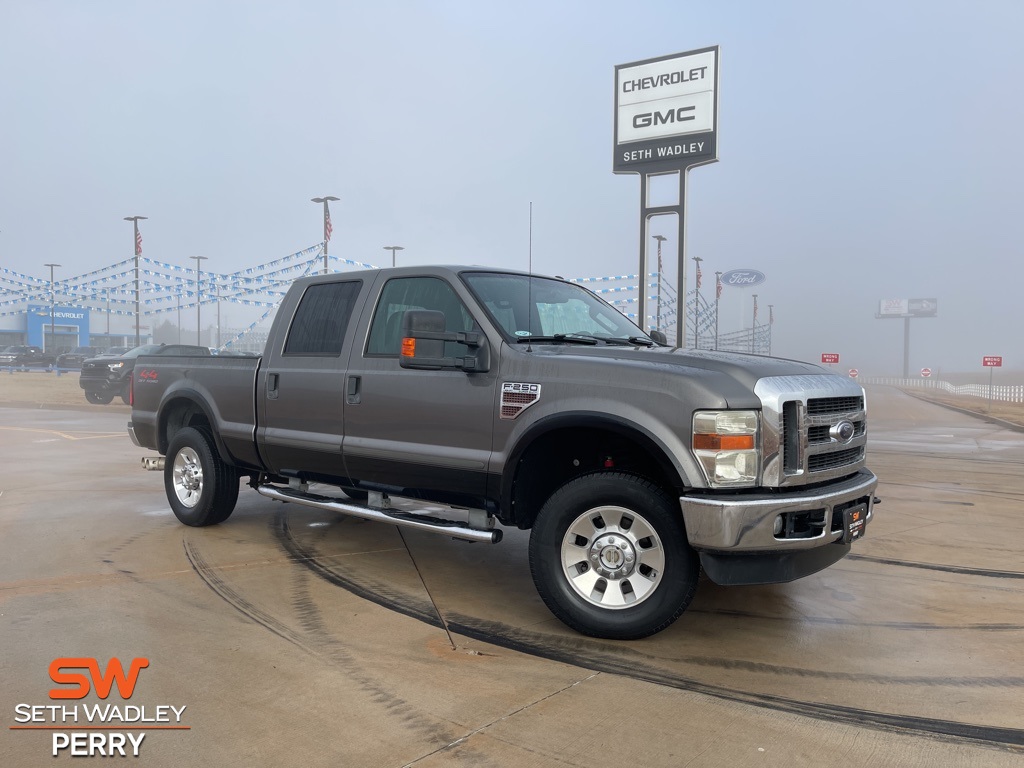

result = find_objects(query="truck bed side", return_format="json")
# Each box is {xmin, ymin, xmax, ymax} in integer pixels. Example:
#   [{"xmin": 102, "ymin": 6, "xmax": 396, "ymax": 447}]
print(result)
[{"xmin": 130, "ymin": 354, "xmax": 264, "ymax": 471}]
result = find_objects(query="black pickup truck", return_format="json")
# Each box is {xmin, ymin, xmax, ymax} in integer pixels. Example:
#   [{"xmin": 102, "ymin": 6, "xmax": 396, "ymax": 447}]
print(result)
[
  {"xmin": 0, "ymin": 345, "xmax": 55, "ymax": 368},
  {"xmin": 81, "ymin": 344, "xmax": 209, "ymax": 404},
  {"xmin": 129, "ymin": 266, "xmax": 878, "ymax": 639}
]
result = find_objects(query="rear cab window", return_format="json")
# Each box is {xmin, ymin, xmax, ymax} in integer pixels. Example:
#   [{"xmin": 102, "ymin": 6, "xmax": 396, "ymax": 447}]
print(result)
[{"xmin": 284, "ymin": 281, "xmax": 363, "ymax": 356}]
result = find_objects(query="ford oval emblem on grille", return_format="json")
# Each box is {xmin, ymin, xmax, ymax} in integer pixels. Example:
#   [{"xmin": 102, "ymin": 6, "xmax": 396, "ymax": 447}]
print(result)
[{"xmin": 830, "ymin": 421, "xmax": 856, "ymax": 444}]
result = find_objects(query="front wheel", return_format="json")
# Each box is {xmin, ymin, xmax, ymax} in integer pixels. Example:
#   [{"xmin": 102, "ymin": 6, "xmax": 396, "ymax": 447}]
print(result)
[
  {"xmin": 164, "ymin": 427, "xmax": 239, "ymax": 526},
  {"xmin": 529, "ymin": 472, "xmax": 699, "ymax": 640},
  {"xmin": 120, "ymin": 384, "xmax": 131, "ymax": 405},
  {"xmin": 85, "ymin": 390, "xmax": 114, "ymax": 405}
]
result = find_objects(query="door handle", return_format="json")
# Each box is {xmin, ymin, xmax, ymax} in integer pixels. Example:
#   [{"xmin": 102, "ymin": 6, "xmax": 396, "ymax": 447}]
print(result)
[
  {"xmin": 347, "ymin": 375, "xmax": 361, "ymax": 404},
  {"xmin": 267, "ymin": 372, "xmax": 279, "ymax": 400}
]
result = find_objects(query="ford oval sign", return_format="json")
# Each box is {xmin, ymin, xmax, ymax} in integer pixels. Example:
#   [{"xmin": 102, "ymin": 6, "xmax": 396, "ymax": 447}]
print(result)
[{"xmin": 720, "ymin": 269, "xmax": 766, "ymax": 288}]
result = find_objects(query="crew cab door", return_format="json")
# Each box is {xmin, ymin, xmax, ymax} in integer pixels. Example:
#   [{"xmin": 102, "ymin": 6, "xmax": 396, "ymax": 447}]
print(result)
[
  {"xmin": 257, "ymin": 278, "xmax": 364, "ymax": 480},
  {"xmin": 342, "ymin": 273, "xmax": 497, "ymax": 501}
]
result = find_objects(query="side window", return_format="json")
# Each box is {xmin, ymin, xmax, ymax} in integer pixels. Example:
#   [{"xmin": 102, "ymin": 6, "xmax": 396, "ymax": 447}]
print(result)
[
  {"xmin": 284, "ymin": 281, "xmax": 362, "ymax": 356},
  {"xmin": 366, "ymin": 277, "xmax": 474, "ymax": 356}
]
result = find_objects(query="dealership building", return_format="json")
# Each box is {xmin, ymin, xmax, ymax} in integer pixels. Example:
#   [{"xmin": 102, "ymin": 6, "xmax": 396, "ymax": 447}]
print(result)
[{"xmin": 0, "ymin": 305, "xmax": 144, "ymax": 352}]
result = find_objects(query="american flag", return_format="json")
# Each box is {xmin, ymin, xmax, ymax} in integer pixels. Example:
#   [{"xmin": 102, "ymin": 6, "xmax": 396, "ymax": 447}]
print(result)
[
  {"xmin": 135, "ymin": 228, "xmax": 143, "ymax": 256},
  {"xmin": 716, "ymin": 275, "xmax": 722, "ymax": 300},
  {"xmin": 325, "ymin": 207, "xmax": 333, "ymax": 243}
]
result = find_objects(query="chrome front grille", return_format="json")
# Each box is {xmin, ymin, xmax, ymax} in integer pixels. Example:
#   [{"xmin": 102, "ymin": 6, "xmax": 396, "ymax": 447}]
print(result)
[
  {"xmin": 807, "ymin": 396, "xmax": 863, "ymax": 415},
  {"xmin": 755, "ymin": 375, "xmax": 869, "ymax": 488}
]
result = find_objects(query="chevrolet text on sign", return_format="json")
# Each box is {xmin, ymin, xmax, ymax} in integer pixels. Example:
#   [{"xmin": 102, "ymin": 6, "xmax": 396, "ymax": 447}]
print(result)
[{"xmin": 614, "ymin": 47, "xmax": 719, "ymax": 172}]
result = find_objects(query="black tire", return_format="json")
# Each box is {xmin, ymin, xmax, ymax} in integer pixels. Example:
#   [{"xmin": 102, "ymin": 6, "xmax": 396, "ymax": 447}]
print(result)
[
  {"xmin": 120, "ymin": 384, "xmax": 131, "ymax": 405},
  {"xmin": 528, "ymin": 472, "xmax": 699, "ymax": 640},
  {"xmin": 164, "ymin": 427, "xmax": 240, "ymax": 526},
  {"xmin": 85, "ymin": 390, "xmax": 114, "ymax": 405}
]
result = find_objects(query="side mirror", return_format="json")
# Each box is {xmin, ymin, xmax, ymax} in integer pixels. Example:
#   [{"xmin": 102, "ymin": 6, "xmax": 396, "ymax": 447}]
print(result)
[
  {"xmin": 649, "ymin": 329, "xmax": 668, "ymax": 345},
  {"xmin": 399, "ymin": 310, "xmax": 490, "ymax": 373}
]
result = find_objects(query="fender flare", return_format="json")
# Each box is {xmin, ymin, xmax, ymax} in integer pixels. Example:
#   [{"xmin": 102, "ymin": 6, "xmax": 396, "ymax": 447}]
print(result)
[
  {"xmin": 156, "ymin": 388, "xmax": 231, "ymax": 462},
  {"xmin": 496, "ymin": 410, "xmax": 689, "ymax": 518}
]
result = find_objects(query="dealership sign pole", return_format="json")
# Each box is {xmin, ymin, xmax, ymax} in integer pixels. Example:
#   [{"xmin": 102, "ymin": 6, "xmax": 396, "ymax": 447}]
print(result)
[{"xmin": 614, "ymin": 46, "xmax": 719, "ymax": 348}]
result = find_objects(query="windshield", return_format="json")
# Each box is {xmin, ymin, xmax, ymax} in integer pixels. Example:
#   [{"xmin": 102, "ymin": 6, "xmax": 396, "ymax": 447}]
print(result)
[{"xmin": 462, "ymin": 272, "xmax": 648, "ymax": 342}]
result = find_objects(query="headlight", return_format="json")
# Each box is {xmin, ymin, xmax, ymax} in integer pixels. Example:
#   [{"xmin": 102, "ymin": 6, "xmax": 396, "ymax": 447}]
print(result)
[
  {"xmin": 107, "ymin": 361, "xmax": 125, "ymax": 371},
  {"xmin": 692, "ymin": 410, "xmax": 760, "ymax": 487}
]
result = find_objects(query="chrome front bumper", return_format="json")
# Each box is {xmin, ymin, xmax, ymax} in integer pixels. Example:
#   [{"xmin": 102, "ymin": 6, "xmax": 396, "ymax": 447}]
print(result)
[{"xmin": 680, "ymin": 469, "xmax": 878, "ymax": 552}]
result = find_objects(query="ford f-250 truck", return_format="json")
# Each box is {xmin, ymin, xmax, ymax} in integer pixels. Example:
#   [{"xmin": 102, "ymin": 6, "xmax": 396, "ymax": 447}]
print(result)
[{"xmin": 129, "ymin": 265, "xmax": 878, "ymax": 639}]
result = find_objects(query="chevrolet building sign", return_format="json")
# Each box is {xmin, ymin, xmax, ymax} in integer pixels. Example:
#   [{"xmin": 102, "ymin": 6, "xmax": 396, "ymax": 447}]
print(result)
[{"xmin": 614, "ymin": 46, "xmax": 719, "ymax": 173}]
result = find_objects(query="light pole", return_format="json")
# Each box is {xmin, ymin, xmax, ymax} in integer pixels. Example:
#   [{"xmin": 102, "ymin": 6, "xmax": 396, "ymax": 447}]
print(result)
[
  {"xmin": 751, "ymin": 294, "xmax": 758, "ymax": 353},
  {"xmin": 124, "ymin": 216, "xmax": 147, "ymax": 347},
  {"xmin": 311, "ymin": 196, "xmax": 339, "ymax": 274},
  {"xmin": 767, "ymin": 304, "xmax": 774, "ymax": 356},
  {"xmin": 652, "ymin": 235, "xmax": 667, "ymax": 331},
  {"xmin": 383, "ymin": 245, "xmax": 404, "ymax": 267},
  {"xmin": 691, "ymin": 255, "xmax": 703, "ymax": 349},
  {"xmin": 714, "ymin": 271, "xmax": 722, "ymax": 351},
  {"xmin": 191, "ymin": 256, "xmax": 208, "ymax": 346},
  {"xmin": 44, "ymin": 263, "xmax": 60, "ymax": 353},
  {"xmin": 215, "ymin": 279, "xmax": 221, "ymax": 348}
]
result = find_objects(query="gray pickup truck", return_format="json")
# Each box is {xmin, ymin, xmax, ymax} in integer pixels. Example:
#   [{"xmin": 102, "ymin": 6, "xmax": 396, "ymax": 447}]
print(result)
[{"xmin": 129, "ymin": 265, "xmax": 878, "ymax": 639}]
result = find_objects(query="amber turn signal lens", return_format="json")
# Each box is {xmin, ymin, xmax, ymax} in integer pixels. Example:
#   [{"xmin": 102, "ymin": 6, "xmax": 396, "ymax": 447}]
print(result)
[
  {"xmin": 401, "ymin": 338, "xmax": 416, "ymax": 357},
  {"xmin": 693, "ymin": 434, "xmax": 755, "ymax": 451}
]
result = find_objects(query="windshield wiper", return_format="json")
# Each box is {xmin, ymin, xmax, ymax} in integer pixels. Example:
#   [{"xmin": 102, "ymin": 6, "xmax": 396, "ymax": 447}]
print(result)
[
  {"xmin": 595, "ymin": 336, "xmax": 657, "ymax": 347},
  {"xmin": 515, "ymin": 334, "xmax": 598, "ymax": 345},
  {"xmin": 626, "ymin": 336, "xmax": 657, "ymax": 347}
]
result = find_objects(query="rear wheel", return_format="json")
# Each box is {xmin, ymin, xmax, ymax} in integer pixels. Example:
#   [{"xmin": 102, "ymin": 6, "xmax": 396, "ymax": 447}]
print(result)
[
  {"xmin": 164, "ymin": 427, "xmax": 239, "ymax": 526},
  {"xmin": 85, "ymin": 390, "xmax": 113, "ymax": 405},
  {"xmin": 529, "ymin": 472, "xmax": 699, "ymax": 640}
]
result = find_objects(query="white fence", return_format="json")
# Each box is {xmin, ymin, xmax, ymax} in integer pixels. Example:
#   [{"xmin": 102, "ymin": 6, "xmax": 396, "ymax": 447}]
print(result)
[{"xmin": 860, "ymin": 377, "xmax": 1024, "ymax": 404}]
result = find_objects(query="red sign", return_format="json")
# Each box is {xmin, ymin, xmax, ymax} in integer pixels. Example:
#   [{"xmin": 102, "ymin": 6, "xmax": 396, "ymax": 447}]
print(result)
[
  {"xmin": 921, "ymin": 368, "xmax": 932, "ymax": 377},
  {"xmin": 848, "ymin": 368, "xmax": 859, "ymax": 378},
  {"xmin": 821, "ymin": 353, "xmax": 840, "ymax": 364},
  {"xmin": 982, "ymin": 356, "xmax": 1002, "ymax": 367}
]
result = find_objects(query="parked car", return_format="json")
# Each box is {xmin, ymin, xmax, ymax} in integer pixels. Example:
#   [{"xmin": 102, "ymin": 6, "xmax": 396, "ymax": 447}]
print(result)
[
  {"xmin": 80, "ymin": 343, "xmax": 210, "ymax": 404},
  {"xmin": 0, "ymin": 345, "xmax": 55, "ymax": 367},
  {"xmin": 56, "ymin": 346, "xmax": 101, "ymax": 368}
]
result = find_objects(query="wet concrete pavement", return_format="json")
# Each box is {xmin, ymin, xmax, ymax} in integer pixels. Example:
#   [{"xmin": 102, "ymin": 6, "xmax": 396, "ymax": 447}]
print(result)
[{"xmin": 1, "ymin": 385, "xmax": 1021, "ymax": 766}]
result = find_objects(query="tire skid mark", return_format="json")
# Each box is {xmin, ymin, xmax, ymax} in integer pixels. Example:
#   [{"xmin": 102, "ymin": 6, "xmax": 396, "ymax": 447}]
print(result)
[
  {"xmin": 276, "ymin": 510, "xmax": 1024, "ymax": 751},
  {"xmin": 273, "ymin": 509, "xmax": 443, "ymax": 629},
  {"xmin": 689, "ymin": 608, "xmax": 1024, "ymax": 632},
  {"xmin": 287, "ymin": 570, "xmax": 466, "ymax": 750},
  {"xmin": 184, "ymin": 533, "xmax": 461, "ymax": 747},
  {"xmin": 846, "ymin": 554, "xmax": 1024, "ymax": 580},
  {"xmin": 442, "ymin": 617, "xmax": 1024, "ymax": 751},
  {"xmin": 183, "ymin": 537, "xmax": 314, "ymax": 653}
]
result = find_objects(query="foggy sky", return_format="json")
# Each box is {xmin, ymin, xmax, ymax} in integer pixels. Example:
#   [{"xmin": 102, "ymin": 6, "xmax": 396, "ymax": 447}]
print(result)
[{"xmin": 1, "ymin": 0, "xmax": 1021, "ymax": 374}]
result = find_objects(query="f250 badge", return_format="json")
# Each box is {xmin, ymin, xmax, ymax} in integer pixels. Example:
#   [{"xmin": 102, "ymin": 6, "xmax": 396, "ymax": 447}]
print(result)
[{"xmin": 500, "ymin": 383, "xmax": 541, "ymax": 420}]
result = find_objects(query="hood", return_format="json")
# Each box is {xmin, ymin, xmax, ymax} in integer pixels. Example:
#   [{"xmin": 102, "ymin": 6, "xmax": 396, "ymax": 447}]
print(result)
[{"xmin": 517, "ymin": 343, "xmax": 833, "ymax": 393}]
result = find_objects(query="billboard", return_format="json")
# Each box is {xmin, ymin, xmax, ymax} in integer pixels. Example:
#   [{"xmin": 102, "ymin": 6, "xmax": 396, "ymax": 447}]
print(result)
[
  {"xmin": 613, "ymin": 47, "xmax": 719, "ymax": 173},
  {"xmin": 877, "ymin": 298, "xmax": 938, "ymax": 318}
]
